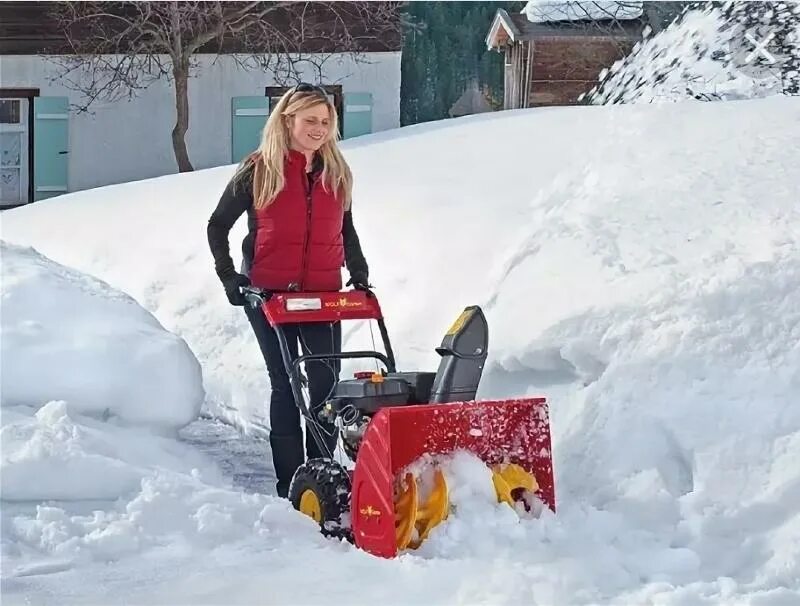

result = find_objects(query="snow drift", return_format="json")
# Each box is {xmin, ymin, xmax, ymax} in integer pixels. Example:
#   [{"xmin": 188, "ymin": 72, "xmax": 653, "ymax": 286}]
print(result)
[
  {"xmin": 0, "ymin": 241, "xmax": 204, "ymax": 430},
  {"xmin": 2, "ymin": 95, "xmax": 800, "ymax": 603},
  {"xmin": 0, "ymin": 242, "xmax": 205, "ymax": 505}
]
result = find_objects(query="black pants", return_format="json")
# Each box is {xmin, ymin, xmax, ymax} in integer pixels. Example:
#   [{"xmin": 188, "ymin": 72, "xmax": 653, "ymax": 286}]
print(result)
[{"xmin": 244, "ymin": 303, "xmax": 341, "ymax": 497}]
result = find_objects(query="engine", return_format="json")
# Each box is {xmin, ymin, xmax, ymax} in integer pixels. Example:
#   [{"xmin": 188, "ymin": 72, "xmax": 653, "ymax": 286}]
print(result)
[{"xmin": 321, "ymin": 305, "xmax": 489, "ymax": 460}]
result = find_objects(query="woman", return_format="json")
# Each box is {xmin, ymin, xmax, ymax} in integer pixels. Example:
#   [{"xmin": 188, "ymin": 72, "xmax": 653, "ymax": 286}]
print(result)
[{"xmin": 206, "ymin": 83, "xmax": 370, "ymax": 498}]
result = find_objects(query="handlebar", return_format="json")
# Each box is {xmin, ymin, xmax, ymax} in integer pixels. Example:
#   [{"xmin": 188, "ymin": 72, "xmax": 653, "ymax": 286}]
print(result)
[
  {"xmin": 240, "ymin": 281, "xmax": 396, "ymax": 461},
  {"xmin": 241, "ymin": 285, "xmax": 271, "ymax": 309},
  {"xmin": 241, "ymin": 283, "xmax": 374, "ymax": 309}
]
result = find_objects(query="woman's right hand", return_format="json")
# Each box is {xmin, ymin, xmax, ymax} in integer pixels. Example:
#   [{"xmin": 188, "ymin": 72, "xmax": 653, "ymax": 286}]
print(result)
[{"xmin": 222, "ymin": 272, "xmax": 251, "ymax": 306}]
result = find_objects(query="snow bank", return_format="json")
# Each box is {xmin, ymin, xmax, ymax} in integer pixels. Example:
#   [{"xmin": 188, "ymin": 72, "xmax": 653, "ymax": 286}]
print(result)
[
  {"xmin": 0, "ymin": 168, "xmax": 265, "ymax": 432},
  {"xmin": 0, "ymin": 241, "xmax": 204, "ymax": 430},
  {"xmin": 2, "ymin": 96, "xmax": 800, "ymax": 603}
]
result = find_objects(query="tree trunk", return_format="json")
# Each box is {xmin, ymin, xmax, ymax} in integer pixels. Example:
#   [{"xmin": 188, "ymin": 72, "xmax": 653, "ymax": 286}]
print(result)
[{"xmin": 172, "ymin": 60, "xmax": 194, "ymax": 172}]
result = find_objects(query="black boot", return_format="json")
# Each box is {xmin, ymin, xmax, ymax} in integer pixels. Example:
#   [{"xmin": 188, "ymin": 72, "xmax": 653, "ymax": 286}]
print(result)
[{"xmin": 270, "ymin": 432, "xmax": 305, "ymax": 498}]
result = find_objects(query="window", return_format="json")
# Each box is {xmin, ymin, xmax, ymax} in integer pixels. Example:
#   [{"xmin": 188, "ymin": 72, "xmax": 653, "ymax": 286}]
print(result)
[
  {"xmin": 0, "ymin": 99, "xmax": 22, "ymax": 124},
  {"xmin": 0, "ymin": 98, "xmax": 29, "ymax": 205}
]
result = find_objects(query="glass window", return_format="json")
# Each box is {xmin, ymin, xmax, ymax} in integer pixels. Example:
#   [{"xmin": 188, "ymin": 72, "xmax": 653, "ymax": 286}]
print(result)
[
  {"xmin": 1, "ymin": 133, "xmax": 22, "ymax": 167},
  {"xmin": 0, "ymin": 100, "xmax": 22, "ymax": 124}
]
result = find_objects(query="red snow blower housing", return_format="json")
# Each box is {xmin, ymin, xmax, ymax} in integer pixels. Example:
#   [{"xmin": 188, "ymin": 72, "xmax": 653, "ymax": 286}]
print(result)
[{"xmin": 243, "ymin": 286, "xmax": 555, "ymax": 558}]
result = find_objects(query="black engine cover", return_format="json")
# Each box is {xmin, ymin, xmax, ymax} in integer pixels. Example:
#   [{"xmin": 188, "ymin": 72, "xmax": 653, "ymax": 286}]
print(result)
[
  {"xmin": 331, "ymin": 377, "xmax": 410, "ymax": 414},
  {"xmin": 385, "ymin": 371, "xmax": 436, "ymax": 403}
]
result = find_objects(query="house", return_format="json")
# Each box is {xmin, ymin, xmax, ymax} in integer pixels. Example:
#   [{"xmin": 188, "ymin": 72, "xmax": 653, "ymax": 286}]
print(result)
[
  {"xmin": 0, "ymin": 1, "xmax": 402, "ymax": 207},
  {"xmin": 485, "ymin": 2, "xmax": 648, "ymax": 109}
]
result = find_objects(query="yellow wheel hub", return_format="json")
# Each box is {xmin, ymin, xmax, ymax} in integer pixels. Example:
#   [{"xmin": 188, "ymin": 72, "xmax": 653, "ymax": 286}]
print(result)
[
  {"xmin": 394, "ymin": 468, "xmax": 449, "ymax": 550},
  {"xmin": 492, "ymin": 463, "xmax": 538, "ymax": 507},
  {"xmin": 299, "ymin": 489, "xmax": 322, "ymax": 523}
]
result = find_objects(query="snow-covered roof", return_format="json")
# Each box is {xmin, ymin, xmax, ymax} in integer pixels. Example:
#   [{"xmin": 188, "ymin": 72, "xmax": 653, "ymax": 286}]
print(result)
[
  {"xmin": 522, "ymin": 1, "xmax": 644, "ymax": 23},
  {"xmin": 486, "ymin": 9, "xmax": 521, "ymax": 49},
  {"xmin": 486, "ymin": 5, "xmax": 643, "ymax": 50}
]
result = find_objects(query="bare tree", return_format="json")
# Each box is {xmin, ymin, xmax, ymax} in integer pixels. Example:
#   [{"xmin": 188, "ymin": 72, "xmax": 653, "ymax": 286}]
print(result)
[{"xmin": 47, "ymin": 1, "xmax": 405, "ymax": 172}]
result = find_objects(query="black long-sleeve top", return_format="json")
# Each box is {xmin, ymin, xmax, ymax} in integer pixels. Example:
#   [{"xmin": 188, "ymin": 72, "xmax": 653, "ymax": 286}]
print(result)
[{"xmin": 207, "ymin": 161, "xmax": 368, "ymax": 285}]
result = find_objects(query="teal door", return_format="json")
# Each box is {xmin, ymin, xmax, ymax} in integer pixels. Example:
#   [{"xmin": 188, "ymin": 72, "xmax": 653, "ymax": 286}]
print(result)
[
  {"xmin": 33, "ymin": 96, "xmax": 69, "ymax": 201},
  {"xmin": 343, "ymin": 92, "xmax": 373, "ymax": 139},
  {"xmin": 231, "ymin": 96, "xmax": 270, "ymax": 163}
]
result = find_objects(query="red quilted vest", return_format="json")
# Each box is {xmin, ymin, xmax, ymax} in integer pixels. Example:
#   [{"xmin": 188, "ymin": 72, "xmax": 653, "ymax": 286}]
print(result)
[{"xmin": 249, "ymin": 150, "xmax": 345, "ymax": 292}]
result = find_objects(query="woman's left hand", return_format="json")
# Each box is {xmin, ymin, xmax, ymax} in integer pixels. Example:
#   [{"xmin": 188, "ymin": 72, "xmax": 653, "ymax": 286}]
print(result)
[{"xmin": 346, "ymin": 272, "xmax": 370, "ymax": 290}]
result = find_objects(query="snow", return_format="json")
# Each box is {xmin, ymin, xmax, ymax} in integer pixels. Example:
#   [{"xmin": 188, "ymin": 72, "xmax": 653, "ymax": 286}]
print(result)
[
  {"xmin": 1, "ymin": 401, "xmax": 212, "ymax": 503},
  {"xmin": 522, "ymin": 1, "xmax": 643, "ymax": 24},
  {"xmin": 2, "ymin": 94, "xmax": 800, "ymax": 603},
  {"xmin": 0, "ymin": 242, "xmax": 204, "ymax": 430},
  {"xmin": 1, "ymin": 242, "xmax": 204, "ymax": 506},
  {"xmin": 584, "ymin": 3, "xmax": 800, "ymax": 104},
  {"xmin": 402, "ymin": 451, "xmax": 547, "ymax": 559}
]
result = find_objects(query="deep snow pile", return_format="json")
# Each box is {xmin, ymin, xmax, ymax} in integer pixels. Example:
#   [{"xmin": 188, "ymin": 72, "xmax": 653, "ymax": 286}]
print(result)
[
  {"xmin": 2, "ymin": 95, "xmax": 800, "ymax": 603},
  {"xmin": 1, "ymin": 166, "xmax": 275, "ymax": 433},
  {"xmin": 0, "ymin": 244, "xmax": 276, "ymax": 582},
  {"xmin": 0, "ymin": 241, "xmax": 204, "ymax": 431},
  {"xmin": 585, "ymin": 2, "xmax": 800, "ymax": 104},
  {"xmin": 0, "ymin": 242, "xmax": 205, "ymax": 504}
]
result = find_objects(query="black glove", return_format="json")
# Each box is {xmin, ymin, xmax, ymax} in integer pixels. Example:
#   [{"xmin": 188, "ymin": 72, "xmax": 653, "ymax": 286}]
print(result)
[
  {"xmin": 346, "ymin": 271, "xmax": 370, "ymax": 291},
  {"xmin": 222, "ymin": 272, "xmax": 250, "ymax": 306}
]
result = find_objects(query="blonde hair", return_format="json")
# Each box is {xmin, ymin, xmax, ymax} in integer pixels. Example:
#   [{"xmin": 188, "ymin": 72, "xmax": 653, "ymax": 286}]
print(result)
[{"xmin": 234, "ymin": 86, "xmax": 353, "ymax": 210}]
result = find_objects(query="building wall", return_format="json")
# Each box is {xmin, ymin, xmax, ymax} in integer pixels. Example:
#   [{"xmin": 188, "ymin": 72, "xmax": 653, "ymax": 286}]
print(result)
[
  {"xmin": 527, "ymin": 37, "xmax": 633, "ymax": 106},
  {"xmin": 0, "ymin": 52, "xmax": 401, "ymax": 192}
]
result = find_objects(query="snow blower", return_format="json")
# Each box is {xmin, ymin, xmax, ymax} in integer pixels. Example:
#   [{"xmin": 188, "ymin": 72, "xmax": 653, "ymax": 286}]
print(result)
[{"xmin": 243, "ymin": 286, "xmax": 555, "ymax": 558}]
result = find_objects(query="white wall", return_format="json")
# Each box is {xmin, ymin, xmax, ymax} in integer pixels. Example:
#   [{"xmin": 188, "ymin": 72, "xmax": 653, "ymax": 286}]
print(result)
[{"xmin": 0, "ymin": 52, "xmax": 401, "ymax": 192}]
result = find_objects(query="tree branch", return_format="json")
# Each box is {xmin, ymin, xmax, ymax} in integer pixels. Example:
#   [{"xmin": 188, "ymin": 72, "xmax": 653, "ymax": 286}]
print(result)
[{"xmin": 45, "ymin": 1, "xmax": 405, "ymax": 168}]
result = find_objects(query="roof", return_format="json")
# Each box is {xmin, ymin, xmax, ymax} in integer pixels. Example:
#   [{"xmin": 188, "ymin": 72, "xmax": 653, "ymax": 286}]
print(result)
[
  {"xmin": 0, "ymin": 1, "xmax": 403, "ymax": 55},
  {"xmin": 522, "ymin": 1, "xmax": 644, "ymax": 24},
  {"xmin": 486, "ymin": 7, "xmax": 645, "ymax": 49}
]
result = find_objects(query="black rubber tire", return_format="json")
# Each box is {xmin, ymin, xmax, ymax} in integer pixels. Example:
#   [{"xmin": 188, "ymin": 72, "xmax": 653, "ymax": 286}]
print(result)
[{"xmin": 288, "ymin": 458, "xmax": 352, "ymax": 541}]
